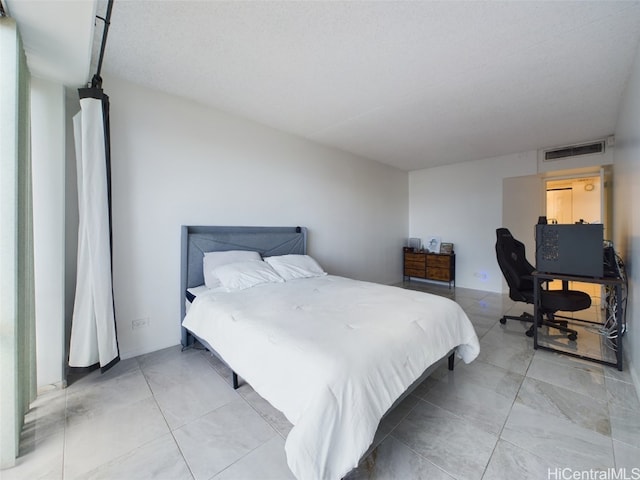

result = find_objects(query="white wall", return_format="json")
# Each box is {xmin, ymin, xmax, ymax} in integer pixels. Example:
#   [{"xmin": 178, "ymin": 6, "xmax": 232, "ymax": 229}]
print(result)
[
  {"xmin": 30, "ymin": 77, "xmax": 66, "ymax": 389},
  {"xmin": 409, "ymin": 151, "xmax": 537, "ymax": 292},
  {"xmin": 87, "ymin": 76, "xmax": 408, "ymax": 359},
  {"xmin": 613, "ymin": 41, "xmax": 640, "ymax": 391},
  {"xmin": 410, "ymin": 148, "xmax": 620, "ymax": 293},
  {"xmin": 502, "ymin": 174, "xmax": 544, "ymax": 265}
]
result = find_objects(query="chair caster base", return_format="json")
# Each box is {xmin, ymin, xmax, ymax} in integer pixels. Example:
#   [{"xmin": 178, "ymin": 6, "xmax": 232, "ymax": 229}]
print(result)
[{"xmin": 500, "ymin": 317, "xmax": 506, "ymax": 325}]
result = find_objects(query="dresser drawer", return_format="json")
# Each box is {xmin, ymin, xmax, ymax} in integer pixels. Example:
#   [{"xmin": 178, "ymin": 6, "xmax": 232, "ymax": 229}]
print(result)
[
  {"xmin": 405, "ymin": 267, "xmax": 426, "ymax": 278},
  {"xmin": 427, "ymin": 267, "xmax": 452, "ymax": 281},
  {"xmin": 405, "ymin": 253, "xmax": 426, "ymax": 265},
  {"xmin": 427, "ymin": 255, "xmax": 451, "ymax": 268},
  {"xmin": 405, "ymin": 259, "xmax": 426, "ymax": 271}
]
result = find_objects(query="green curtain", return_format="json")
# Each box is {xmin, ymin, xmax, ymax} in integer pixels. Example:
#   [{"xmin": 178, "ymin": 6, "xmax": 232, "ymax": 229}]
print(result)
[{"xmin": 0, "ymin": 16, "xmax": 36, "ymax": 469}]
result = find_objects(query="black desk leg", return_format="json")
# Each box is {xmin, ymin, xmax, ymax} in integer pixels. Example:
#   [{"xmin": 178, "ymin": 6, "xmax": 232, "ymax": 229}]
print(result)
[
  {"xmin": 616, "ymin": 284, "xmax": 623, "ymax": 371},
  {"xmin": 533, "ymin": 278, "xmax": 541, "ymax": 349}
]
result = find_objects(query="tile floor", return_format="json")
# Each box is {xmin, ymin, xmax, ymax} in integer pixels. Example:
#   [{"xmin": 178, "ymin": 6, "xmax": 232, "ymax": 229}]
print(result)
[{"xmin": 4, "ymin": 282, "xmax": 639, "ymax": 480}]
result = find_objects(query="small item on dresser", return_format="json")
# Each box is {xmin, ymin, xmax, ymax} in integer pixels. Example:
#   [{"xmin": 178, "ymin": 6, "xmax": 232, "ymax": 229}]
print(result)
[
  {"xmin": 440, "ymin": 242, "xmax": 454, "ymax": 254},
  {"xmin": 425, "ymin": 236, "xmax": 441, "ymax": 253},
  {"xmin": 406, "ymin": 237, "xmax": 421, "ymax": 251}
]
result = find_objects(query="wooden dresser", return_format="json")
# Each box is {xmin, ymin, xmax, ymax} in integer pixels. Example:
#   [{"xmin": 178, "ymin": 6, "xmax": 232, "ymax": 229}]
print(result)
[{"xmin": 403, "ymin": 250, "xmax": 455, "ymax": 288}]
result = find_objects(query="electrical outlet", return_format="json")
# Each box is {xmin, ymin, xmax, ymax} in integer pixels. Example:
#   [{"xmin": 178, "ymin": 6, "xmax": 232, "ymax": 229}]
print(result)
[{"xmin": 131, "ymin": 318, "xmax": 149, "ymax": 330}]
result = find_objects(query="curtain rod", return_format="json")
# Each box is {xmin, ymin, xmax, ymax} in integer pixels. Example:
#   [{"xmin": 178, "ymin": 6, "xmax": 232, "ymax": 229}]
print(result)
[{"xmin": 91, "ymin": 0, "xmax": 114, "ymax": 88}]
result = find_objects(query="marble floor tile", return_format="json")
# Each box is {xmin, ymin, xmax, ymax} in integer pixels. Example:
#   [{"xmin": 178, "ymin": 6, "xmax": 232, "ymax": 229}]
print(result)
[
  {"xmin": 82, "ymin": 434, "xmax": 193, "ymax": 480},
  {"xmin": 516, "ymin": 377, "xmax": 610, "ymax": 435},
  {"xmin": 139, "ymin": 346, "xmax": 223, "ymax": 394},
  {"xmin": 408, "ymin": 374, "xmax": 444, "ymax": 401},
  {"xmin": 345, "ymin": 435, "xmax": 454, "ymax": 480},
  {"xmin": 65, "ymin": 367, "xmax": 153, "ymax": 428},
  {"xmin": 1, "ymin": 429, "xmax": 64, "ymax": 480},
  {"xmin": 63, "ymin": 396, "xmax": 170, "ymax": 479},
  {"xmin": 481, "ymin": 321, "xmax": 533, "ymax": 350},
  {"xmin": 378, "ymin": 391, "xmax": 421, "ymax": 435},
  {"xmin": 392, "ymin": 400, "xmax": 498, "ymax": 480},
  {"xmin": 482, "ymin": 439, "xmax": 555, "ymax": 480},
  {"xmin": 475, "ymin": 334, "xmax": 534, "ymax": 376},
  {"xmin": 613, "ymin": 440, "xmax": 640, "ymax": 470},
  {"xmin": 462, "ymin": 300, "xmax": 507, "ymax": 320},
  {"xmin": 526, "ymin": 355, "xmax": 607, "ymax": 402},
  {"xmin": 201, "ymin": 349, "xmax": 236, "ymax": 385},
  {"xmin": 152, "ymin": 367, "xmax": 239, "ymax": 430},
  {"xmin": 212, "ymin": 436, "xmax": 295, "ymax": 480},
  {"xmin": 453, "ymin": 288, "xmax": 499, "ymax": 301},
  {"xmin": 609, "ymin": 404, "xmax": 640, "ymax": 447},
  {"xmin": 237, "ymin": 384, "xmax": 293, "ymax": 439},
  {"xmin": 437, "ymin": 358, "xmax": 524, "ymax": 400},
  {"xmin": 136, "ymin": 344, "xmax": 202, "ymax": 370},
  {"xmin": 605, "ymin": 375, "xmax": 640, "ymax": 411},
  {"xmin": 603, "ymin": 359, "xmax": 635, "ymax": 383},
  {"xmin": 464, "ymin": 312, "xmax": 499, "ymax": 339},
  {"xmin": 533, "ymin": 348, "xmax": 606, "ymax": 377},
  {"xmin": 421, "ymin": 374, "xmax": 514, "ymax": 435},
  {"xmin": 501, "ymin": 403, "xmax": 615, "ymax": 470},
  {"xmin": 360, "ymin": 392, "xmax": 423, "ymax": 459},
  {"xmin": 173, "ymin": 398, "xmax": 276, "ymax": 480},
  {"xmin": 65, "ymin": 357, "xmax": 141, "ymax": 391}
]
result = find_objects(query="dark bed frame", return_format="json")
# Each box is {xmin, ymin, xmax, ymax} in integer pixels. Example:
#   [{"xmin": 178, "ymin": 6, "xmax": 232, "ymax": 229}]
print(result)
[{"xmin": 180, "ymin": 225, "xmax": 455, "ymax": 391}]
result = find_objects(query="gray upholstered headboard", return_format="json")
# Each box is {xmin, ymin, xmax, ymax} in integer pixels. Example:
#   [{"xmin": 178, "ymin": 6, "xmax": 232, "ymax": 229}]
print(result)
[{"xmin": 180, "ymin": 225, "xmax": 308, "ymax": 346}]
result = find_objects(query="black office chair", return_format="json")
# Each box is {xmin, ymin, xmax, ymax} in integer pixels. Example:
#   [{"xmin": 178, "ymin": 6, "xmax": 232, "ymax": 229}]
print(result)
[{"xmin": 495, "ymin": 228, "xmax": 591, "ymax": 341}]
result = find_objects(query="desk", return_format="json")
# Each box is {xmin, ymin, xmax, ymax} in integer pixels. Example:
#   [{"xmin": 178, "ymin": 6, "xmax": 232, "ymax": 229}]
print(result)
[{"xmin": 533, "ymin": 271, "xmax": 625, "ymax": 371}]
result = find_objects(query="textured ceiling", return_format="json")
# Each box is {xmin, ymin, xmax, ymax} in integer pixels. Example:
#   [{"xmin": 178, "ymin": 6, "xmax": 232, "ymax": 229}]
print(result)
[{"xmin": 10, "ymin": 1, "xmax": 640, "ymax": 171}]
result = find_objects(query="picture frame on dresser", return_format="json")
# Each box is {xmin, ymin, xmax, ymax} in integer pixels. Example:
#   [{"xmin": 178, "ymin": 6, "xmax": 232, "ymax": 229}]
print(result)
[{"xmin": 440, "ymin": 242, "xmax": 454, "ymax": 254}]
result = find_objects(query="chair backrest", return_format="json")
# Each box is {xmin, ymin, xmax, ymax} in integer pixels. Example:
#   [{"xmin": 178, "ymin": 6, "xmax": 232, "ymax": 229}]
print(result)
[{"xmin": 495, "ymin": 228, "xmax": 535, "ymax": 302}]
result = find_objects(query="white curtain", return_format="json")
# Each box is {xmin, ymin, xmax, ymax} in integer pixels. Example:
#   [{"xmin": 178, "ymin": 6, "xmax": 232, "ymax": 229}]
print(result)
[{"xmin": 68, "ymin": 90, "xmax": 119, "ymax": 372}]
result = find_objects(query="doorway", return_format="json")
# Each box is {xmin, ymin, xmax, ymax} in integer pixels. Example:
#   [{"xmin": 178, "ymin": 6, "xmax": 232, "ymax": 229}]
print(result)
[
  {"xmin": 545, "ymin": 175, "xmax": 602, "ymax": 225},
  {"xmin": 544, "ymin": 172, "xmax": 607, "ymax": 301}
]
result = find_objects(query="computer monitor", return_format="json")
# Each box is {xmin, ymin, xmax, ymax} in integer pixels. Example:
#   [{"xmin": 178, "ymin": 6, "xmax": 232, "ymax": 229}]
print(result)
[{"xmin": 535, "ymin": 224, "xmax": 604, "ymax": 277}]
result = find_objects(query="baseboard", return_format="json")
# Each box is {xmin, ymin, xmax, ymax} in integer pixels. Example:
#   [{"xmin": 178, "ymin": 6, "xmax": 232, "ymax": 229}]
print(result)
[{"xmin": 36, "ymin": 380, "xmax": 67, "ymax": 395}]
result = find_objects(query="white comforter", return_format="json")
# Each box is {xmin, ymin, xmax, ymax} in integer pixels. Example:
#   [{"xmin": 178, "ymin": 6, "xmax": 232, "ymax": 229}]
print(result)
[{"xmin": 182, "ymin": 275, "xmax": 479, "ymax": 480}]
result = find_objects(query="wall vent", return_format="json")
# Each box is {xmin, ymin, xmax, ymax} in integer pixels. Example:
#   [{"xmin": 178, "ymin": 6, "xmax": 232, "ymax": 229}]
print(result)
[{"xmin": 543, "ymin": 141, "xmax": 605, "ymax": 161}]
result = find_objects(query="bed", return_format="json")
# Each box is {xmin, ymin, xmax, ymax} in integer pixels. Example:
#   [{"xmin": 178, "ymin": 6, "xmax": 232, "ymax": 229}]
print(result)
[{"xmin": 180, "ymin": 225, "xmax": 480, "ymax": 480}]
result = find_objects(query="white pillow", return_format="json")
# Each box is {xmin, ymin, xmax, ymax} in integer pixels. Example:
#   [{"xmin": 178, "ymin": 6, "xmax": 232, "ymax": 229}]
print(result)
[
  {"xmin": 214, "ymin": 260, "xmax": 284, "ymax": 291},
  {"xmin": 203, "ymin": 250, "xmax": 261, "ymax": 288},
  {"xmin": 264, "ymin": 254, "xmax": 326, "ymax": 281}
]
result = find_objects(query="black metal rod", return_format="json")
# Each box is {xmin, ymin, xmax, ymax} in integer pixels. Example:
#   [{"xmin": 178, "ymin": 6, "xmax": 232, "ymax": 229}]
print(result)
[{"xmin": 94, "ymin": 0, "xmax": 114, "ymax": 83}]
